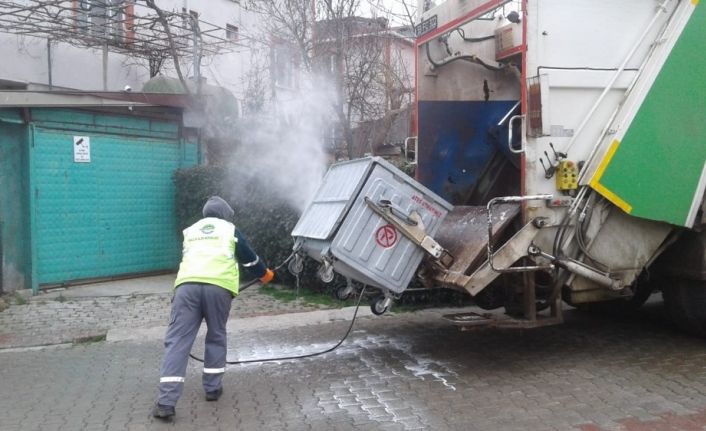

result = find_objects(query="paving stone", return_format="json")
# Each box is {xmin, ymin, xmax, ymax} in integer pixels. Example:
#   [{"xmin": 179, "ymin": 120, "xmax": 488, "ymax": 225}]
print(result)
[
  {"xmin": 0, "ymin": 285, "xmax": 330, "ymax": 349},
  {"xmin": 3, "ymin": 292, "xmax": 706, "ymax": 430}
]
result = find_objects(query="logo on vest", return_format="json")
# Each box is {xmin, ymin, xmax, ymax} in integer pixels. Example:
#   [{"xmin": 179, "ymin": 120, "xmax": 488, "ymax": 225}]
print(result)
[{"xmin": 200, "ymin": 224, "xmax": 215, "ymax": 234}]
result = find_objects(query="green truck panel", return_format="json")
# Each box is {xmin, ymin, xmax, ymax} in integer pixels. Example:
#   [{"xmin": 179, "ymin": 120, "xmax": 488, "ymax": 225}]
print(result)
[{"xmin": 593, "ymin": 3, "xmax": 706, "ymax": 227}]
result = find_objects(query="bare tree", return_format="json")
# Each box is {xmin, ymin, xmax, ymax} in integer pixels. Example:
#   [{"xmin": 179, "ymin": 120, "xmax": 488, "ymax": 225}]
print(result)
[
  {"xmin": 315, "ymin": 11, "xmax": 414, "ymax": 158},
  {"xmin": 0, "ymin": 0, "xmax": 234, "ymax": 93},
  {"xmin": 241, "ymin": 50, "xmax": 270, "ymax": 115},
  {"xmin": 147, "ymin": 50, "xmax": 168, "ymax": 77},
  {"xmin": 247, "ymin": 0, "xmax": 415, "ymax": 159},
  {"xmin": 141, "ymin": 0, "xmax": 200, "ymax": 94},
  {"xmin": 246, "ymin": 0, "xmax": 315, "ymax": 72},
  {"xmin": 361, "ymin": 38, "xmax": 414, "ymax": 154},
  {"xmin": 368, "ymin": 0, "xmax": 417, "ymax": 28}
]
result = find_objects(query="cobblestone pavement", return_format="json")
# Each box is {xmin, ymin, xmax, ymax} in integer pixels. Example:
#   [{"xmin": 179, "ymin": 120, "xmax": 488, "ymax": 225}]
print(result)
[
  {"xmin": 0, "ymin": 285, "xmax": 329, "ymax": 349},
  {"xmin": 2, "ymin": 302, "xmax": 706, "ymax": 431}
]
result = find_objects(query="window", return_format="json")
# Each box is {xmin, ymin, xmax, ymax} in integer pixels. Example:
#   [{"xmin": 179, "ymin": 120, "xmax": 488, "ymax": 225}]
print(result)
[
  {"xmin": 329, "ymin": 54, "xmax": 336, "ymax": 74},
  {"xmin": 76, "ymin": 0, "xmax": 125, "ymax": 43},
  {"xmin": 226, "ymin": 24, "xmax": 239, "ymax": 42},
  {"xmin": 271, "ymin": 45, "xmax": 298, "ymax": 90}
]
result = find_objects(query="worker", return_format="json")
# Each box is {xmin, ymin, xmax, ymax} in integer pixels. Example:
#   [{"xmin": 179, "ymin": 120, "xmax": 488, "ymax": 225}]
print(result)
[{"xmin": 152, "ymin": 196, "xmax": 275, "ymax": 419}]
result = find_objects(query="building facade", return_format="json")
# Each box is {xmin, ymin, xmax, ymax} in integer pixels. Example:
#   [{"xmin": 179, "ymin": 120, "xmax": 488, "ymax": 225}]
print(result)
[
  {"xmin": 0, "ymin": 0, "xmax": 258, "ymax": 101},
  {"xmin": 313, "ymin": 17, "xmax": 415, "ymax": 158}
]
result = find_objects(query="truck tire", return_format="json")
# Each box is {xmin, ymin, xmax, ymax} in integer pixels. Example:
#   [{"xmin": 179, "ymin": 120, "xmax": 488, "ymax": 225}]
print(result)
[
  {"xmin": 663, "ymin": 279, "xmax": 706, "ymax": 337},
  {"xmin": 473, "ymin": 283, "xmax": 506, "ymax": 310}
]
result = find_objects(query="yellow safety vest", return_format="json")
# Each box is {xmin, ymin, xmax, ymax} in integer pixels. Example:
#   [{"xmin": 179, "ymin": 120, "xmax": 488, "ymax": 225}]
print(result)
[{"xmin": 174, "ymin": 217, "xmax": 240, "ymax": 295}]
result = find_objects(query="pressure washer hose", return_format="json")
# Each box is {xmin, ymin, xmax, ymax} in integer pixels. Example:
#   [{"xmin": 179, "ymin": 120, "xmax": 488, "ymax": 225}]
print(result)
[{"xmin": 188, "ymin": 252, "xmax": 368, "ymax": 365}]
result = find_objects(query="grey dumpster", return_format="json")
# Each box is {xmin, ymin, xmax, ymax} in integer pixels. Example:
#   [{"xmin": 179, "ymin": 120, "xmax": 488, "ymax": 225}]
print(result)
[{"xmin": 291, "ymin": 157, "xmax": 453, "ymax": 293}]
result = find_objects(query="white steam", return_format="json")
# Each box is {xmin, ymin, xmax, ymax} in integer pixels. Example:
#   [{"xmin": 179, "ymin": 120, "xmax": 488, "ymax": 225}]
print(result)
[{"xmin": 227, "ymin": 76, "xmax": 334, "ymax": 214}]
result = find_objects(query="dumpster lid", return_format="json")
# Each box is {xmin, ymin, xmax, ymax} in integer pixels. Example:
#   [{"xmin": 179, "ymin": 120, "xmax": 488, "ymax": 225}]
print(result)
[{"xmin": 291, "ymin": 158, "xmax": 377, "ymax": 240}]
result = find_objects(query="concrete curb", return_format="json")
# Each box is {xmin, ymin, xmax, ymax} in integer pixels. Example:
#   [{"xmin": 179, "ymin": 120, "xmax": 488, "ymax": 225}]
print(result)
[
  {"xmin": 106, "ymin": 305, "xmax": 376, "ymax": 343},
  {"xmin": 0, "ymin": 343, "xmax": 74, "ymax": 353}
]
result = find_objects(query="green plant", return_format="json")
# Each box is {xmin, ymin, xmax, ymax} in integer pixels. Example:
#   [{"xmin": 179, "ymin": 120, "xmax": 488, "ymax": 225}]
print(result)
[
  {"xmin": 172, "ymin": 165, "xmax": 335, "ymax": 293},
  {"xmin": 172, "ymin": 165, "xmax": 227, "ymax": 232},
  {"xmin": 73, "ymin": 334, "xmax": 107, "ymax": 344},
  {"xmin": 13, "ymin": 292, "xmax": 27, "ymax": 305},
  {"xmin": 258, "ymin": 285, "xmax": 355, "ymax": 308}
]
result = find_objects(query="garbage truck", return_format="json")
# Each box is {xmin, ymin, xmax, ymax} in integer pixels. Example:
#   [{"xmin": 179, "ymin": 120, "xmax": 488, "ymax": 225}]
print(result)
[{"xmin": 290, "ymin": 0, "xmax": 706, "ymax": 335}]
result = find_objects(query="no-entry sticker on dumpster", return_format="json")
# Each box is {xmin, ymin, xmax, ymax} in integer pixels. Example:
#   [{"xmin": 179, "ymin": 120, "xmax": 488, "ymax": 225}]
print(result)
[{"xmin": 375, "ymin": 224, "xmax": 398, "ymax": 248}]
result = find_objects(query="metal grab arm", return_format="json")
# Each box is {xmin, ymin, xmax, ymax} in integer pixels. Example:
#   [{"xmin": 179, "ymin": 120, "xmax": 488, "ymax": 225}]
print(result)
[
  {"xmin": 487, "ymin": 195, "xmax": 553, "ymax": 273},
  {"xmin": 378, "ymin": 199, "xmax": 418, "ymax": 226},
  {"xmin": 365, "ymin": 197, "xmax": 454, "ymax": 268}
]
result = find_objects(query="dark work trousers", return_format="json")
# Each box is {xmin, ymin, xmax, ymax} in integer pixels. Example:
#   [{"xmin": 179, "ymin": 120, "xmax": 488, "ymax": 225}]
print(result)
[{"xmin": 157, "ymin": 282, "xmax": 233, "ymax": 407}]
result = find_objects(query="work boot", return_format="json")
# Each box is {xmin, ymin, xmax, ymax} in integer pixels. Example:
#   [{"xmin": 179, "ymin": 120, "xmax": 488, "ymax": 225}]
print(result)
[
  {"xmin": 205, "ymin": 387, "xmax": 223, "ymax": 401},
  {"xmin": 152, "ymin": 403, "xmax": 175, "ymax": 419}
]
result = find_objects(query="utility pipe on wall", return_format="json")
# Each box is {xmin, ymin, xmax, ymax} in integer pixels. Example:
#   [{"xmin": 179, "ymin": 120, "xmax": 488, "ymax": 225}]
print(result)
[
  {"xmin": 47, "ymin": 38, "xmax": 52, "ymax": 89},
  {"xmin": 103, "ymin": 44, "xmax": 108, "ymax": 91}
]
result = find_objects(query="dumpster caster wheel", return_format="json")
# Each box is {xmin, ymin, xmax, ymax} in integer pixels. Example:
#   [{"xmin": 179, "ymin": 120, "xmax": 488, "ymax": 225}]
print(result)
[
  {"xmin": 335, "ymin": 286, "xmax": 353, "ymax": 301},
  {"xmin": 336, "ymin": 280, "xmax": 355, "ymax": 300},
  {"xmin": 317, "ymin": 263, "xmax": 335, "ymax": 284},
  {"xmin": 371, "ymin": 296, "xmax": 392, "ymax": 316},
  {"xmin": 288, "ymin": 254, "xmax": 304, "ymax": 276}
]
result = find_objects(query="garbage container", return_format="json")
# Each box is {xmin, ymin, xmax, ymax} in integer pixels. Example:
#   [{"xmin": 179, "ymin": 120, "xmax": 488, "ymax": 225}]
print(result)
[{"xmin": 291, "ymin": 157, "xmax": 453, "ymax": 293}]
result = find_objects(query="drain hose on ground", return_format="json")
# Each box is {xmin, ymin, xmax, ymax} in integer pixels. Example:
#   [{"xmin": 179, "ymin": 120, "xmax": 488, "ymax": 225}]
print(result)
[{"xmin": 188, "ymin": 285, "xmax": 367, "ymax": 365}]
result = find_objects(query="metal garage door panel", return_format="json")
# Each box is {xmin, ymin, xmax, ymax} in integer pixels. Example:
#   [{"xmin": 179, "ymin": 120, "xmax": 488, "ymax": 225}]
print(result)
[{"xmin": 33, "ymin": 127, "xmax": 189, "ymax": 284}]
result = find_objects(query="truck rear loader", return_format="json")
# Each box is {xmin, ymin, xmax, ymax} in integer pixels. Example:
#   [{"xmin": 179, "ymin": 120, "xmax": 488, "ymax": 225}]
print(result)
[{"xmin": 291, "ymin": 0, "xmax": 706, "ymax": 336}]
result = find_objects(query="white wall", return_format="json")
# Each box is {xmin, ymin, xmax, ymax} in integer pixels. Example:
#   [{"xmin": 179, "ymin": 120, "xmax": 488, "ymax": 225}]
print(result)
[
  {"xmin": 158, "ymin": 0, "xmax": 260, "ymax": 99},
  {"xmin": 0, "ymin": 0, "xmax": 260, "ymax": 98},
  {"xmin": 0, "ymin": 32, "xmax": 146, "ymax": 91}
]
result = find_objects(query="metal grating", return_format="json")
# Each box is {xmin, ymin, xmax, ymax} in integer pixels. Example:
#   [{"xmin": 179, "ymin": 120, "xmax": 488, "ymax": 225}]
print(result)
[{"xmin": 0, "ymin": 0, "xmax": 234, "ymax": 59}]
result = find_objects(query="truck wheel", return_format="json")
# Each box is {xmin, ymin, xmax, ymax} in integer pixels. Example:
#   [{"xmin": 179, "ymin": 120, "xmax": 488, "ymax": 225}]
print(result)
[
  {"xmin": 474, "ymin": 283, "xmax": 506, "ymax": 310},
  {"xmin": 663, "ymin": 278, "xmax": 706, "ymax": 337}
]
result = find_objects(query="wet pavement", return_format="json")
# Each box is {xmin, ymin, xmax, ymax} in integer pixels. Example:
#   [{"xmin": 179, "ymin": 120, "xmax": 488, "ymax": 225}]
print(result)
[{"xmin": 2, "ymin": 298, "xmax": 706, "ymax": 431}]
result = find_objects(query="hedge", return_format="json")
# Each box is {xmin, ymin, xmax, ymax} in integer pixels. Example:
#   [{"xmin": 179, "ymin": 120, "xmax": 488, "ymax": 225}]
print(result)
[
  {"xmin": 172, "ymin": 164, "xmax": 470, "ymax": 306},
  {"xmin": 172, "ymin": 165, "xmax": 344, "ymax": 292}
]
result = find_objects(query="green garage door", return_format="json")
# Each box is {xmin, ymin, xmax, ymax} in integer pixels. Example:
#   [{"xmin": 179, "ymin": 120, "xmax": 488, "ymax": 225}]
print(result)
[{"xmin": 30, "ymin": 109, "xmax": 198, "ymax": 285}]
